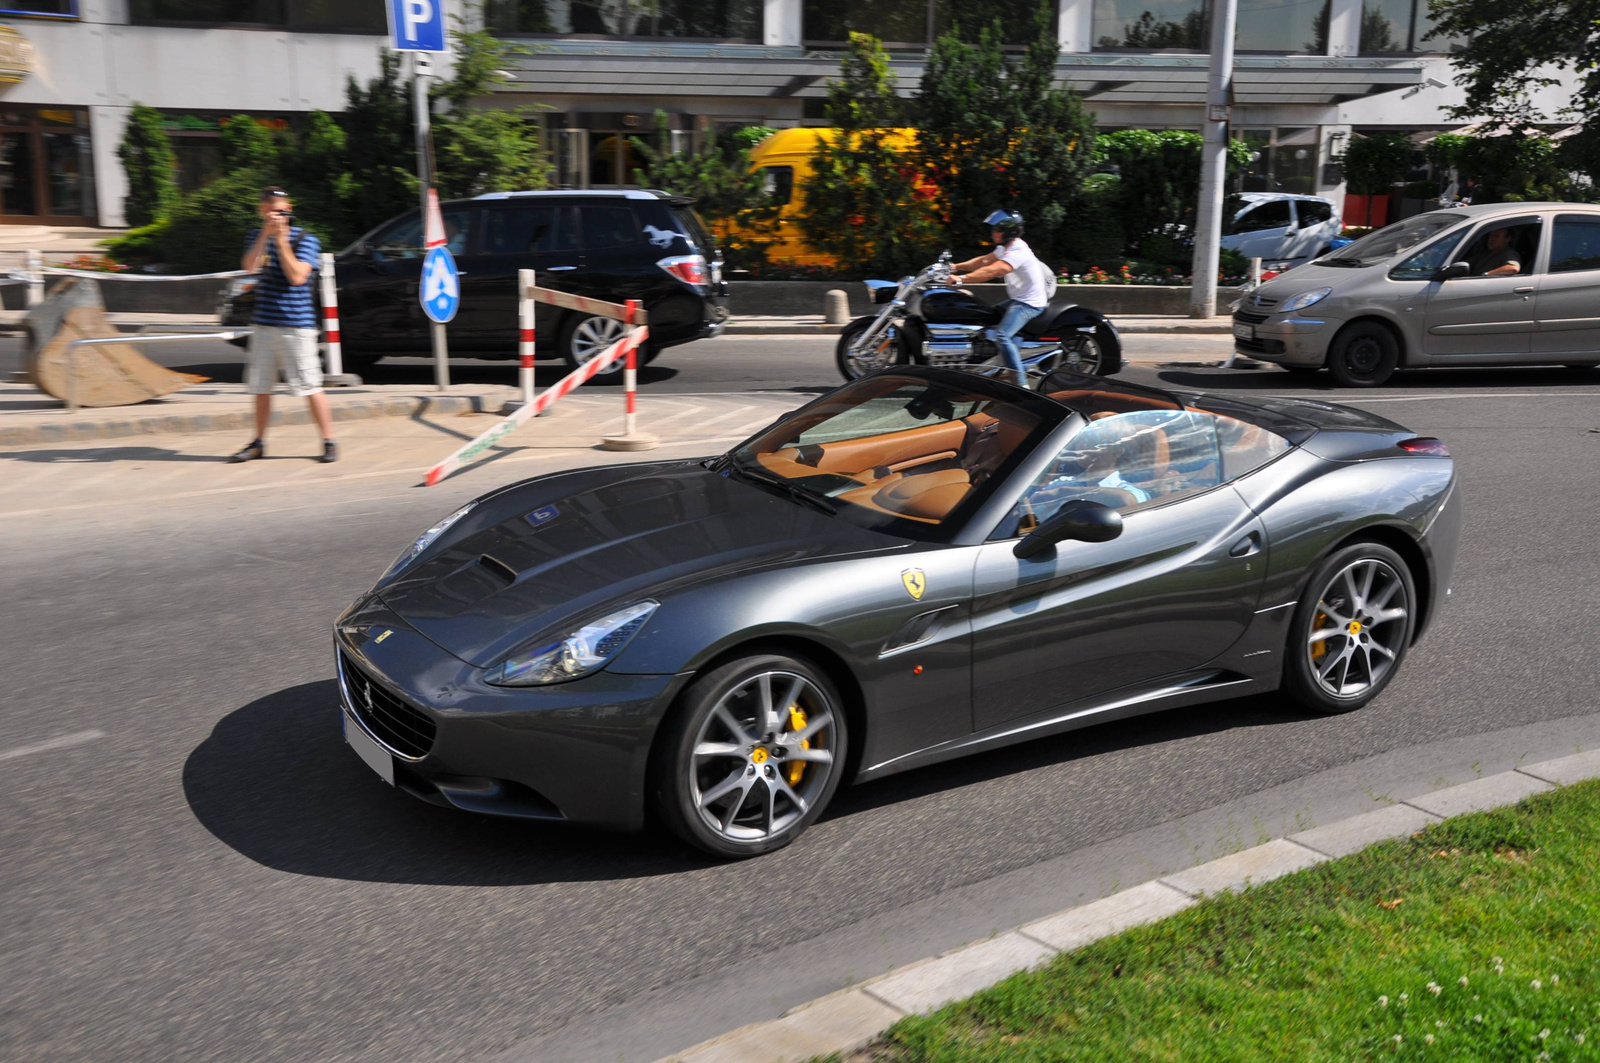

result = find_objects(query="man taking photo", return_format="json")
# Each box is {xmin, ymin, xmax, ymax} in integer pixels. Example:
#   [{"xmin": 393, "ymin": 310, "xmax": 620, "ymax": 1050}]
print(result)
[{"xmin": 228, "ymin": 187, "xmax": 337, "ymax": 464}]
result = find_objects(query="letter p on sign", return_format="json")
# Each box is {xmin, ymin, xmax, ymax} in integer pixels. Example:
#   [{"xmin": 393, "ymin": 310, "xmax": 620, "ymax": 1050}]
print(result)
[{"xmin": 388, "ymin": 0, "xmax": 445, "ymax": 51}]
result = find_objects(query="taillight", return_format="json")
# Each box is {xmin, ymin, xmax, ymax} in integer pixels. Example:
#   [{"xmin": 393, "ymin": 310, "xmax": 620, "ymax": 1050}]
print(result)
[
  {"xmin": 1398, "ymin": 437, "xmax": 1450, "ymax": 456},
  {"xmin": 657, "ymin": 254, "xmax": 708, "ymax": 287}
]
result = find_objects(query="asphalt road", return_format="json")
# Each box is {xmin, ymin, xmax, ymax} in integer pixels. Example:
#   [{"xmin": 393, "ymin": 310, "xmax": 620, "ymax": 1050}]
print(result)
[{"xmin": 3, "ymin": 338, "xmax": 1600, "ymax": 1062}]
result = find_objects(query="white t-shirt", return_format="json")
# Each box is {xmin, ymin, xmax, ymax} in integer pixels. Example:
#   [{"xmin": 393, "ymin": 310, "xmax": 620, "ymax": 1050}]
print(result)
[{"xmin": 993, "ymin": 238, "xmax": 1054, "ymax": 308}]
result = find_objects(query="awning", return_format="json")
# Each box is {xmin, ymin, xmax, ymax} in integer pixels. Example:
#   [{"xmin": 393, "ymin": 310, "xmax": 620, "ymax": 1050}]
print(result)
[{"xmin": 502, "ymin": 43, "xmax": 1426, "ymax": 107}]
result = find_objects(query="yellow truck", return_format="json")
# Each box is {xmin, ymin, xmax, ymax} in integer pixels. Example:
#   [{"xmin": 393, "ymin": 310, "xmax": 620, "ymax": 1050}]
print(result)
[{"xmin": 734, "ymin": 127, "xmax": 919, "ymax": 268}]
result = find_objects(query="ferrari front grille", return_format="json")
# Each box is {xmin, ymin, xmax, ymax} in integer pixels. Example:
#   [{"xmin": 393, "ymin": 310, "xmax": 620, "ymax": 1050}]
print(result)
[{"xmin": 340, "ymin": 649, "xmax": 436, "ymax": 759}]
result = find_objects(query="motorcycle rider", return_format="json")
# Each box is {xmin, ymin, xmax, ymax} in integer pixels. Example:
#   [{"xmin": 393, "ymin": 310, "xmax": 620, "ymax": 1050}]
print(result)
[{"xmin": 951, "ymin": 209, "xmax": 1053, "ymax": 387}]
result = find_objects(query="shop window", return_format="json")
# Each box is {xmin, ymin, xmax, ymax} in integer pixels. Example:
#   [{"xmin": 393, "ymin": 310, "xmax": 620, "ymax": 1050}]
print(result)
[
  {"xmin": 0, "ymin": 106, "xmax": 94, "ymax": 221},
  {"xmin": 487, "ymin": 0, "xmax": 760, "ymax": 39},
  {"xmin": 0, "ymin": 1, "xmax": 78, "ymax": 16},
  {"xmin": 130, "ymin": 0, "xmax": 386, "ymax": 31},
  {"xmin": 1094, "ymin": 0, "xmax": 1206, "ymax": 50},
  {"xmin": 1233, "ymin": 127, "xmax": 1318, "ymax": 195},
  {"xmin": 1236, "ymin": 0, "xmax": 1327, "ymax": 52},
  {"xmin": 805, "ymin": 0, "xmax": 1046, "ymax": 48}
]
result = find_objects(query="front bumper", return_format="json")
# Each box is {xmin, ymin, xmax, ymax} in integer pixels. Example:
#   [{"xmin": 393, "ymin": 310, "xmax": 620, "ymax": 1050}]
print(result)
[
  {"xmin": 1232, "ymin": 313, "xmax": 1332, "ymax": 367},
  {"xmin": 334, "ymin": 598, "xmax": 688, "ymax": 831}
]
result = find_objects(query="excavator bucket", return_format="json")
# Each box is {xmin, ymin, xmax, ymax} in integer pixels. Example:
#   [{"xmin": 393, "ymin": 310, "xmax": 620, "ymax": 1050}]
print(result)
[{"xmin": 25, "ymin": 277, "xmax": 207, "ymax": 408}]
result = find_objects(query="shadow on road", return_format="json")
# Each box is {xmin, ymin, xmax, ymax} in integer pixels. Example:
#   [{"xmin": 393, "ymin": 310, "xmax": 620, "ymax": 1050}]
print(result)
[
  {"xmin": 183, "ymin": 680, "xmax": 705, "ymax": 884},
  {"xmin": 1154, "ymin": 364, "xmax": 1600, "ymax": 393},
  {"xmin": 186, "ymin": 679, "xmax": 1318, "ymax": 884},
  {"xmin": 0, "ymin": 445, "xmax": 226, "ymax": 464},
  {"xmin": 156, "ymin": 357, "xmax": 671, "ymax": 390}
]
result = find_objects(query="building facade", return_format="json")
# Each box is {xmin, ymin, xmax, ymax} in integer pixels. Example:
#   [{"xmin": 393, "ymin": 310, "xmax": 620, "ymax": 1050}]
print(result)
[{"xmin": 0, "ymin": 0, "xmax": 1577, "ymax": 228}]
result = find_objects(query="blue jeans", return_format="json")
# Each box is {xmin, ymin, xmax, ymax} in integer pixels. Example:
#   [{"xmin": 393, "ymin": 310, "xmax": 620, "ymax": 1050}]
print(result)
[{"xmin": 994, "ymin": 299, "xmax": 1045, "ymax": 387}]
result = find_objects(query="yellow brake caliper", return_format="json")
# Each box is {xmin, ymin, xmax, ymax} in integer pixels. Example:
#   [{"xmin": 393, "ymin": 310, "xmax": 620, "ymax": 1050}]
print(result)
[
  {"xmin": 786, "ymin": 704, "xmax": 810, "ymax": 787},
  {"xmin": 1311, "ymin": 608, "xmax": 1329, "ymax": 662}
]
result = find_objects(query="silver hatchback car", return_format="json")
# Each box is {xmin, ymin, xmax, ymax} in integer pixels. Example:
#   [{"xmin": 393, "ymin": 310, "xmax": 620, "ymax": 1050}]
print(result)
[{"xmin": 1233, "ymin": 203, "xmax": 1600, "ymax": 386}]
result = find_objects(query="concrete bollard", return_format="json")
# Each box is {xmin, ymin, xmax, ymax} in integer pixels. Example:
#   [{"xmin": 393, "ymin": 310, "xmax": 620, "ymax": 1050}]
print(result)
[
  {"xmin": 26, "ymin": 249, "xmax": 43, "ymax": 308},
  {"xmin": 823, "ymin": 288, "xmax": 850, "ymax": 325}
]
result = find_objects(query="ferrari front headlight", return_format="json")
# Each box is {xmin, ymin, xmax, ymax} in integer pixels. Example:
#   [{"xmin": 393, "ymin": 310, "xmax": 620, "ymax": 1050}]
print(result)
[
  {"xmin": 1279, "ymin": 287, "xmax": 1332, "ymax": 313},
  {"xmin": 381, "ymin": 501, "xmax": 476, "ymax": 582},
  {"xmin": 486, "ymin": 601, "xmax": 659, "ymax": 686}
]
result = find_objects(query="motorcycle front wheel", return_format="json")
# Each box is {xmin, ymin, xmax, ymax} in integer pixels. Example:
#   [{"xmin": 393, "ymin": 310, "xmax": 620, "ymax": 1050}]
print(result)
[{"xmin": 835, "ymin": 317, "xmax": 908, "ymax": 381}]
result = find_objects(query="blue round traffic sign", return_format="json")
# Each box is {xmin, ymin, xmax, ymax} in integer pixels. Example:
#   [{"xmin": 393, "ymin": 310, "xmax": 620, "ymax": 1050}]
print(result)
[{"xmin": 421, "ymin": 246, "xmax": 460, "ymax": 324}]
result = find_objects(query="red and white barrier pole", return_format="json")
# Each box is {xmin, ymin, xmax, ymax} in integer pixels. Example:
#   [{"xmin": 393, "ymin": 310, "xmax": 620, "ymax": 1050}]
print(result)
[
  {"xmin": 319, "ymin": 252, "xmax": 357, "ymax": 385},
  {"xmin": 425, "ymin": 323, "xmax": 649, "ymax": 486},
  {"xmin": 601, "ymin": 299, "xmax": 658, "ymax": 452},
  {"xmin": 517, "ymin": 267, "xmax": 536, "ymax": 408}
]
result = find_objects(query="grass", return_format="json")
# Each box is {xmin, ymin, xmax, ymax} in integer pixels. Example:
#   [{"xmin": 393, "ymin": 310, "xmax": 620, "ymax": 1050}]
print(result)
[{"xmin": 840, "ymin": 781, "xmax": 1600, "ymax": 1062}]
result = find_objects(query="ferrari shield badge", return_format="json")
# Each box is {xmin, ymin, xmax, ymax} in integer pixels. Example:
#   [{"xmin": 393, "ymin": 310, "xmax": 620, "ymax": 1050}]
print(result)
[{"xmin": 901, "ymin": 568, "xmax": 927, "ymax": 601}]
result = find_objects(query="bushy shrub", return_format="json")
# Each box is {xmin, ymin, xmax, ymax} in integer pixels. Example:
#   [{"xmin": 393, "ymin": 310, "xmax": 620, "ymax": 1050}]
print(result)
[
  {"xmin": 118, "ymin": 104, "xmax": 179, "ymax": 228},
  {"xmin": 1056, "ymin": 173, "xmax": 1125, "ymax": 266},
  {"xmin": 160, "ymin": 170, "xmax": 275, "ymax": 274}
]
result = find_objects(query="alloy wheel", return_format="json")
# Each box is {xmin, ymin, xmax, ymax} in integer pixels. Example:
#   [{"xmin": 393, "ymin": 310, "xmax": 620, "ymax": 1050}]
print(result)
[
  {"xmin": 842, "ymin": 325, "xmax": 901, "ymax": 379},
  {"xmin": 570, "ymin": 316, "xmax": 628, "ymax": 375},
  {"xmin": 1053, "ymin": 334, "xmax": 1103, "ymax": 375},
  {"xmin": 1305, "ymin": 558, "xmax": 1409, "ymax": 700},
  {"xmin": 688, "ymin": 670, "xmax": 838, "ymax": 843}
]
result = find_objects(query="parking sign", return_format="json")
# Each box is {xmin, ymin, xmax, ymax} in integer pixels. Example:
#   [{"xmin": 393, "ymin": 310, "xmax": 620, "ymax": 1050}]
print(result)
[{"xmin": 387, "ymin": 0, "xmax": 446, "ymax": 52}]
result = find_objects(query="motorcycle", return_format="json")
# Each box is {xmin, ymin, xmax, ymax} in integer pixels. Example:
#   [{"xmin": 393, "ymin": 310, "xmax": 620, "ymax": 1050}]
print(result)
[{"xmin": 835, "ymin": 252, "xmax": 1122, "ymax": 383}]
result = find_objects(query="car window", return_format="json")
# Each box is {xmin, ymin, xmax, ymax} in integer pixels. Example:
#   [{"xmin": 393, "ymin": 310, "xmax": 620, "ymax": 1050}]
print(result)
[
  {"xmin": 729, "ymin": 373, "xmax": 1062, "ymax": 543},
  {"xmin": 1296, "ymin": 199, "xmax": 1333, "ymax": 226},
  {"xmin": 1008, "ymin": 409, "xmax": 1222, "ymax": 532},
  {"xmin": 483, "ymin": 205, "xmax": 566, "ymax": 255},
  {"xmin": 1230, "ymin": 199, "xmax": 1292, "ymax": 234},
  {"xmin": 579, "ymin": 204, "xmax": 641, "ymax": 250},
  {"xmin": 1550, "ymin": 214, "xmax": 1600, "ymax": 274},
  {"xmin": 1450, "ymin": 218, "xmax": 1543, "ymax": 277},
  {"xmin": 1323, "ymin": 213, "xmax": 1467, "ymax": 267},
  {"xmin": 1389, "ymin": 229, "xmax": 1469, "ymax": 281},
  {"xmin": 762, "ymin": 166, "xmax": 794, "ymax": 207},
  {"xmin": 371, "ymin": 207, "xmax": 476, "ymax": 261}
]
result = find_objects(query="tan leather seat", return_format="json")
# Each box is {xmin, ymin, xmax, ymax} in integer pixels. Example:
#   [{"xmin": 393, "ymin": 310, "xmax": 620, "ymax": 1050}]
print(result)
[{"xmin": 872, "ymin": 468, "xmax": 972, "ymax": 520}]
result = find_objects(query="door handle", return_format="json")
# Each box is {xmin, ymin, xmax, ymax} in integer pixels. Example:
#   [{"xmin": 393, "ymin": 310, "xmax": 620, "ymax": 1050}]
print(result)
[
  {"xmin": 1513, "ymin": 285, "xmax": 1534, "ymax": 294},
  {"xmin": 1229, "ymin": 532, "xmax": 1262, "ymax": 557}
]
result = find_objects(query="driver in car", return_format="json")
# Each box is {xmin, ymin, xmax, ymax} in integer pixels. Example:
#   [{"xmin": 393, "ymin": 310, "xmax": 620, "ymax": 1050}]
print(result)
[{"xmin": 1468, "ymin": 227, "xmax": 1522, "ymax": 277}]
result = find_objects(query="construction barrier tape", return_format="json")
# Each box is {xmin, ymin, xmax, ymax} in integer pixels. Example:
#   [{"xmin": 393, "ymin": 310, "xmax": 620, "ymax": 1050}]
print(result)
[{"xmin": 423, "ymin": 324, "xmax": 649, "ymax": 487}]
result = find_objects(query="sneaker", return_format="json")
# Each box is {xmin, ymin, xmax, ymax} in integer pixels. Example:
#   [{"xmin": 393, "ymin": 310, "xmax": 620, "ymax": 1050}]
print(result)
[
  {"xmin": 319, "ymin": 439, "xmax": 339, "ymax": 464},
  {"xmin": 227, "ymin": 440, "xmax": 264, "ymax": 463}
]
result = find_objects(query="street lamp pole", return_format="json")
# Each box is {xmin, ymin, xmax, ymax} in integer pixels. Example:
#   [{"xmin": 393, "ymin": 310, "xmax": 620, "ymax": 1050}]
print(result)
[{"xmin": 1190, "ymin": 0, "xmax": 1240, "ymax": 319}]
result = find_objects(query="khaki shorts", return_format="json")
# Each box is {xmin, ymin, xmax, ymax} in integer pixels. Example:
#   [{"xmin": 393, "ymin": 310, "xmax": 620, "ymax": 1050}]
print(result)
[{"xmin": 246, "ymin": 325, "xmax": 322, "ymax": 397}]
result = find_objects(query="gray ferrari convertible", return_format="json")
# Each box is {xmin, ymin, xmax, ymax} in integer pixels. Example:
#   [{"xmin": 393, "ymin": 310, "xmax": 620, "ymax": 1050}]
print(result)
[{"xmin": 335, "ymin": 367, "xmax": 1461, "ymax": 856}]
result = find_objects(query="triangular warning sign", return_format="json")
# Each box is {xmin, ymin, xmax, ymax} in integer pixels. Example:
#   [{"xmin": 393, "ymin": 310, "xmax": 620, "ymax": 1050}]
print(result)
[{"xmin": 424, "ymin": 188, "xmax": 446, "ymax": 249}]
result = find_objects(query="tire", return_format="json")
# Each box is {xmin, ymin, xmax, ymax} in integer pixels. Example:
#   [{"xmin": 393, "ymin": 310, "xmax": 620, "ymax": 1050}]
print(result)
[
  {"xmin": 1327, "ymin": 322, "xmax": 1400, "ymax": 387},
  {"xmin": 836, "ymin": 317, "xmax": 907, "ymax": 381},
  {"xmin": 652, "ymin": 653, "xmax": 849, "ymax": 858},
  {"xmin": 1039, "ymin": 331, "xmax": 1109, "ymax": 377},
  {"xmin": 558, "ymin": 312, "xmax": 631, "ymax": 381},
  {"xmin": 1282, "ymin": 541, "xmax": 1417, "ymax": 715}
]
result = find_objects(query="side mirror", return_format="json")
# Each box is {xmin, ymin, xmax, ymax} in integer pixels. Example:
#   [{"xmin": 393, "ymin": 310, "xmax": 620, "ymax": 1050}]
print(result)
[
  {"xmin": 1435, "ymin": 260, "xmax": 1470, "ymax": 281},
  {"xmin": 1013, "ymin": 499, "xmax": 1124, "ymax": 560}
]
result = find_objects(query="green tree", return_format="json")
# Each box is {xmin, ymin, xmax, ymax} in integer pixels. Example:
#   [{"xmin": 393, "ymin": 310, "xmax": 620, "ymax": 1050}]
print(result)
[
  {"xmin": 338, "ymin": 51, "xmax": 421, "ymax": 238},
  {"xmin": 218, "ymin": 115, "xmax": 280, "ymax": 172},
  {"xmin": 1427, "ymin": 0, "xmax": 1600, "ymax": 133},
  {"xmin": 797, "ymin": 33, "xmax": 939, "ymax": 275},
  {"xmin": 429, "ymin": 20, "xmax": 546, "ymax": 198},
  {"xmin": 916, "ymin": 2, "xmax": 1099, "ymax": 264},
  {"xmin": 118, "ymin": 104, "xmax": 179, "ymax": 228},
  {"xmin": 1096, "ymin": 129, "xmax": 1251, "ymax": 256},
  {"xmin": 630, "ymin": 113, "xmax": 776, "ymax": 267},
  {"xmin": 1342, "ymin": 131, "xmax": 1413, "ymax": 195}
]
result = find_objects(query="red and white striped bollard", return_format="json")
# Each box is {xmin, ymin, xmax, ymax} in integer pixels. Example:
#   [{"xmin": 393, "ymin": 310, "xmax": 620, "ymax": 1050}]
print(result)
[
  {"xmin": 601, "ymin": 299, "xmax": 657, "ymax": 452},
  {"xmin": 319, "ymin": 252, "xmax": 357, "ymax": 385},
  {"xmin": 517, "ymin": 267, "xmax": 537, "ymax": 410}
]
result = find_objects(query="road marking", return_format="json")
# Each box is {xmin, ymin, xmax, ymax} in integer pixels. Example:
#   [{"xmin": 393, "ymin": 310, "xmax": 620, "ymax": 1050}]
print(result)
[{"xmin": 0, "ymin": 730, "xmax": 106, "ymax": 762}]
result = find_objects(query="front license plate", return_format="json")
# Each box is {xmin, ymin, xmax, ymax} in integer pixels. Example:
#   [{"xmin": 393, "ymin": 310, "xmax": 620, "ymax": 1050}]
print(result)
[
  {"xmin": 344, "ymin": 710, "xmax": 395, "ymax": 785},
  {"xmin": 1232, "ymin": 321, "xmax": 1255, "ymax": 340}
]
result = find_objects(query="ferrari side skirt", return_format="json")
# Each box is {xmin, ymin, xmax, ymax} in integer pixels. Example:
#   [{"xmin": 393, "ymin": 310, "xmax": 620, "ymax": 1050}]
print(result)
[{"xmin": 855, "ymin": 670, "xmax": 1261, "ymax": 783}]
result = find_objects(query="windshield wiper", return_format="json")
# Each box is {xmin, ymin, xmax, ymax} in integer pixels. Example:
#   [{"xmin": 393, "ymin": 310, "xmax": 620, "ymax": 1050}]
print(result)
[{"xmin": 725, "ymin": 463, "xmax": 838, "ymax": 515}]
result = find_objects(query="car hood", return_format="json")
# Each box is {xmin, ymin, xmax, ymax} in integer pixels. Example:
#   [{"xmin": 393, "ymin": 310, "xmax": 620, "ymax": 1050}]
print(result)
[
  {"xmin": 379, "ymin": 464, "xmax": 902, "ymax": 666},
  {"xmin": 1249, "ymin": 261, "xmax": 1369, "ymax": 301}
]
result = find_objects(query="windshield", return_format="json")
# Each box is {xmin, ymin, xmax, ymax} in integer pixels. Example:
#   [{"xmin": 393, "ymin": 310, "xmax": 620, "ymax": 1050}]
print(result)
[
  {"xmin": 1323, "ymin": 213, "xmax": 1467, "ymax": 267},
  {"xmin": 726, "ymin": 373, "xmax": 1063, "ymax": 542}
]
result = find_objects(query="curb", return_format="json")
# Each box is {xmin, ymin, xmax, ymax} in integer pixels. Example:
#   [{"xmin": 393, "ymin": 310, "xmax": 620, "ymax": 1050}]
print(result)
[
  {"xmin": 658, "ymin": 748, "xmax": 1600, "ymax": 1063},
  {"xmin": 0, "ymin": 392, "xmax": 503, "ymax": 448}
]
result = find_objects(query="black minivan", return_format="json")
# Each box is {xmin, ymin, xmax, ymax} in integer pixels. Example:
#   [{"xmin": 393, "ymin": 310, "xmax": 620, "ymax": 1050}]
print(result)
[{"xmin": 223, "ymin": 190, "xmax": 728, "ymax": 374}]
